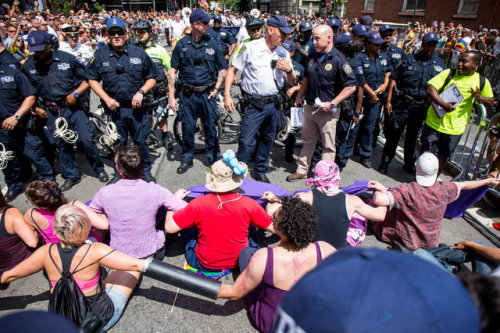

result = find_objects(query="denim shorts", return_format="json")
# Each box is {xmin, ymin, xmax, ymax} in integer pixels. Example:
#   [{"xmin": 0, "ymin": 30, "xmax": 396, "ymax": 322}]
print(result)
[{"xmin": 103, "ymin": 286, "xmax": 128, "ymax": 331}]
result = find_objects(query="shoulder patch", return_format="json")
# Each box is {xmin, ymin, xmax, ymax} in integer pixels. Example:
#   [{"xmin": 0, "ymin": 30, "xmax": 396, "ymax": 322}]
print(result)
[
  {"xmin": 239, "ymin": 44, "xmax": 247, "ymax": 55},
  {"xmin": 356, "ymin": 66, "xmax": 364, "ymax": 75},
  {"xmin": 9, "ymin": 64, "xmax": 16, "ymax": 69},
  {"xmin": 342, "ymin": 63, "xmax": 353, "ymax": 76}
]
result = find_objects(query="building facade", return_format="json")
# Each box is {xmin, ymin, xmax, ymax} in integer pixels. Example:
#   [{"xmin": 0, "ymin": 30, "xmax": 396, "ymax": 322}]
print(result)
[{"xmin": 346, "ymin": 0, "xmax": 500, "ymax": 30}]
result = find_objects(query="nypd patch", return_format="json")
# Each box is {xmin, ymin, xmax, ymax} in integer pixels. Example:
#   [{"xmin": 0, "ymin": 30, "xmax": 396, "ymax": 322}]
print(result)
[
  {"xmin": 239, "ymin": 44, "xmax": 247, "ymax": 55},
  {"xmin": 9, "ymin": 64, "xmax": 16, "ymax": 69},
  {"xmin": 356, "ymin": 66, "xmax": 364, "ymax": 75},
  {"xmin": 342, "ymin": 63, "xmax": 353, "ymax": 76},
  {"xmin": 381, "ymin": 59, "xmax": 388, "ymax": 66}
]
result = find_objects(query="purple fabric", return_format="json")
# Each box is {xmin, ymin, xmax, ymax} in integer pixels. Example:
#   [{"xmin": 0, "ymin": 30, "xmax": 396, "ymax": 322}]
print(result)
[{"xmin": 187, "ymin": 179, "xmax": 486, "ymax": 219}]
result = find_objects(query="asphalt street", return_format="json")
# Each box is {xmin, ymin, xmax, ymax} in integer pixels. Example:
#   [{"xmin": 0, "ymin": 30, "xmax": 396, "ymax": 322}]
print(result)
[{"xmin": 1, "ymin": 32, "xmax": 499, "ymax": 332}]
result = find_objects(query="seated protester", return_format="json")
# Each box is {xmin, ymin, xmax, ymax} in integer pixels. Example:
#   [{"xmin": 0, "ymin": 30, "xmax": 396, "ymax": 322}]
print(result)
[
  {"xmin": 264, "ymin": 160, "xmax": 386, "ymax": 249},
  {"xmin": 368, "ymin": 152, "xmax": 500, "ymax": 250},
  {"xmin": 0, "ymin": 205, "xmax": 147, "ymax": 330},
  {"xmin": 165, "ymin": 157, "xmax": 274, "ymax": 272},
  {"xmin": 25, "ymin": 180, "xmax": 108, "ymax": 244},
  {"xmin": 0, "ymin": 191, "xmax": 38, "ymax": 272},
  {"xmin": 89, "ymin": 145, "xmax": 187, "ymax": 296},
  {"xmin": 218, "ymin": 197, "xmax": 335, "ymax": 333}
]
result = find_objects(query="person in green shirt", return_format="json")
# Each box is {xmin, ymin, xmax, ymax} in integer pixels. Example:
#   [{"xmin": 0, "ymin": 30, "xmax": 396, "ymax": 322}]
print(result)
[
  {"xmin": 423, "ymin": 50, "xmax": 495, "ymax": 172},
  {"xmin": 133, "ymin": 20, "xmax": 173, "ymax": 150}
]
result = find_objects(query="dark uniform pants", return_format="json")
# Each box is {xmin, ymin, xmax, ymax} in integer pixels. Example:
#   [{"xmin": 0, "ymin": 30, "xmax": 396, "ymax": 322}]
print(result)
[
  {"xmin": 0, "ymin": 126, "xmax": 54, "ymax": 191},
  {"xmin": 178, "ymin": 91, "xmax": 220, "ymax": 164},
  {"xmin": 357, "ymin": 100, "xmax": 381, "ymax": 159},
  {"xmin": 237, "ymin": 102, "xmax": 279, "ymax": 176},
  {"xmin": 46, "ymin": 105, "xmax": 104, "ymax": 181},
  {"xmin": 111, "ymin": 107, "xmax": 152, "ymax": 176},
  {"xmin": 335, "ymin": 109, "xmax": 361, "ymax": 169},
  {"xmin": 382, "ymin": 99, "xmax": 428, "ymax": 167}
]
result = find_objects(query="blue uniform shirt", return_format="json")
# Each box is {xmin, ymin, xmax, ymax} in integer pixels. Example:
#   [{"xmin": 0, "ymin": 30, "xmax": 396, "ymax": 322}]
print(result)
[
  {"xmin": 304, "ymin": 47, "xmax": 356, "ymax": 104},
  {"xmin": 381, "ymin": 44, "xmax": 406, "ymax": 71},
  {"xmin": 0, "ymin": 64, "xmax": 36, "ymax": 120},
  {"xmin": 23, "ymin": 49, "xmax": 87, "ymax": 103},
  {"xmin": 292, "ymin": 37, "xmax": 315, "ymax": 65},
  {"xmin": 170, "ymin": 34, "xmax": 228, "ymax": 86},
  {"xmin": 353, "ymin": 50, "xmax": 392, "ymax": 91},
  {"xmin": 395, "ymin": 52, "xmax": 446, "ymax": 100},
  {"xmin": 0, "ymin": 49, "xmax": 20, "ymax": 69},
  {"xmin": 88, "ymin": 43, "xmax": 157, "ymax": 104},
  {"xmin": 284, "ymin": 60, "xmax": 304, "ymax": 91},
  {"xmin": 209, "ymin": 27, "xmax": 236, "ymax": 55}
]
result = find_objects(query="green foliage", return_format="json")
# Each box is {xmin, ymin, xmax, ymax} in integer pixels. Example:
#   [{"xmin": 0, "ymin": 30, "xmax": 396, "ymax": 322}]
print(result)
[
  {"xmin": 46, "ymin": 0, "xmax": 72, "ymax": 14},
  {"xmin": 219, "ymin": 0, "xmax": 243, "ymax": 11},
  {"xmin": 93, "ymin": 2, "xmax": 106, "ymax": 13}
]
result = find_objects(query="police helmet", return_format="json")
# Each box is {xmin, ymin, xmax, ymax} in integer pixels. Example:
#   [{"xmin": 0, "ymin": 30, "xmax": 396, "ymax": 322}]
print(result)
[
  {"xmin": 132, "ymin": 20, "xmax": 152, "ymax": 32},
  {"xmin": 246, "ymin": 16, "xmax": 264, "ymax": 27}
]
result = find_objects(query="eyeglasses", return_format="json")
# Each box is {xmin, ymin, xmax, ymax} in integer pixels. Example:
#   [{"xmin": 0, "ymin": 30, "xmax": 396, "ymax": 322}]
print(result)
[{"xmin": 108, "ymin": 30, "xmax": 125, "ymax": 36}]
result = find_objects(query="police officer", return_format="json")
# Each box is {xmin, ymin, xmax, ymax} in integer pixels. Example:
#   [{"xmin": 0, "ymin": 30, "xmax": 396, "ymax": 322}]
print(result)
[
  {"xmin": 225, "ymin": 14, "xmax": 296, "ymax": 183},
  {"xmin": 88, "ymin": 17, "xmax": 157, "ymax": 184},
  {"xmin": 168, "ymin": 9, "xmax": 228, "ymax": 174},
  {"xmin": 327, "ymin": 17, "xmax": 342, "ymax": 38},
  {"xmin": 59, "ymin": 25, "xmax": 94, "ymax": 65},
  {"xmin": 333, "ymin": 33, "xmax": 364, "ymax": 171},
  {"xmin": 360, "ymin": 15, "xmax": 373, "ymax": 30},
  {"xmin": 23, "ymin": 31, "xmax": 108, "ymax": 191},
  {"xmin": 281, "ymin": 39, "xmax": 305, "ymax": 163},
  {"xmin": 293, "ymin": 20, "xmax": 314, "ymax": 67},
  {"xmin": 351, "ymin": 24, "xmax": 367, "ymax": 43},
  {"xmin": 379, "ymin": 33, "xmax": 446, "ymax": 174},
  {"xmin": 286, "ymin": 25, "xmax": 356, "ymax": 182},
  {"xmin": 0, "ymin": 62, "xmax": 54, "ymax": 201},
  {"xmin": 209, "ymin": 15, "xmax": 236, "ymax": 62},
  {"xmin": 230, "ymin": 16, "xmax": 264, "ymax": 64},
  {"xmin": 0, "ymin": 34, "xmax": 20, "ymax": 68},
  {"xmin": 352, "ymin": 31, "xmax": 392, "ymax": 168},
  {"xmin": 132, "ymin": 20, "xmax": 172, "ymax": 150}
]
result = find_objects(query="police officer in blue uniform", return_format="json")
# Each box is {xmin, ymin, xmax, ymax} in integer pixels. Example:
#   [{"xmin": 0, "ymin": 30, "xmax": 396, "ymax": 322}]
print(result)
[
  {"xmin": 23, "ymin": 31, "xmax": 108, "ymax": 191},
  {"xmin": 0, "ymin": 63, "xmax": 54, "ymax": 201},
  {"xmin": 352, "ymin": 31, "xmax": 392, "ymax": 168},
  {"xmin": 351, "ymin": 24, "xmax": 367, "ymax": 43},
  {"xmin": 333, "ymin": 33, "xmax": 364, "ymax": 171},
  {"xmin": 293, "ymin": 20, "xmax": 315, "ymax": 67},
  {"xmin": 0, "ymin": 35, "xmax": 20, "ymax": 68},
  {"xmin": 88, "ymin": 17, "xmax": 157, "ymax": 184},
  {"xmin": 168, "ymin": 9, "xmax": 228, "ymax": 174},
  {"xmin": 379, "ymin": 33, "xmax": 446, "ymax": 174},
  {"xmin": 327, "ymin": 17, "xmax": 342, "ymax": 38},
  {"xmin": 209, "ymin": 15, "xmax": 236, "ymax": 62},
  {"xmin": 281, "ymin": 40, "xmax": 305, "ymax": 163},
  {"xmin": 225, "ymin": 14, "xmax": 296, "ymax": 183}
]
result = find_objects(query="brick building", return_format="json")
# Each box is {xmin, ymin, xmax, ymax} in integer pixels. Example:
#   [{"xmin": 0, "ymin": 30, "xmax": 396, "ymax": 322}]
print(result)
[{"xmin": 346, "ymin": 0, "xmax": 500, "ymax": 30}]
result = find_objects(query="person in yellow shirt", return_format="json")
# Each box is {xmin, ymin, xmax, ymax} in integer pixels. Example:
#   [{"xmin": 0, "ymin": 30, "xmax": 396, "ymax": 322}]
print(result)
[{"xmin": 423, "ymin": 50, "xmax": 495, "ymax": 172}]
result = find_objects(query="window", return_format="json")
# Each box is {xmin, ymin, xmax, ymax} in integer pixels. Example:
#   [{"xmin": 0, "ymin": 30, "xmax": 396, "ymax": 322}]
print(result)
[
  {"xmin": 402, "ymin": 0, "xmax": 426, "ymax": 11},
  {"xmin": 364, "ymin": 0, "xmax": 375, "ymax": 11},
  {"xmin": 458, "ymin": 0, "xmax": 479, "ymax": 14}
]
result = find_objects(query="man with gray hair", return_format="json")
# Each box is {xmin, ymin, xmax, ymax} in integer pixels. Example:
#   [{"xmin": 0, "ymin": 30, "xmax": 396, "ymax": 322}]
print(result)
[{"xmin": 287, "ymin": 25, "xmax": 356, "ymax": 182}]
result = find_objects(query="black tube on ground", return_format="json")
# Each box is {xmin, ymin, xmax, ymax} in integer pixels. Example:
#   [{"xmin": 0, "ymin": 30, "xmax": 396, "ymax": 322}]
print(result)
[{"xmin": 143, "ymin": 259, "xmax": 221, "ymax": 300}]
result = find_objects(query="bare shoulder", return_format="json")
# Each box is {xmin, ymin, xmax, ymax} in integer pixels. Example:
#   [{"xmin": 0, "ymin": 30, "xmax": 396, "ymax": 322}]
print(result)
[{"xmin": 317, "ymin": 241, "xmax": 336, "ymax": 258}]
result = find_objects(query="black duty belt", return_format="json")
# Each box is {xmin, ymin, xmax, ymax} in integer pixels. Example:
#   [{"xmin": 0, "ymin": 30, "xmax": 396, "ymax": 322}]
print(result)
[
  {"xmin": 182, "ymin": 84, "xmax": 214, "ymax": 96},
  {"xmin": 242, "ymin": 91, "xmax": 279, "ymax": 109}
]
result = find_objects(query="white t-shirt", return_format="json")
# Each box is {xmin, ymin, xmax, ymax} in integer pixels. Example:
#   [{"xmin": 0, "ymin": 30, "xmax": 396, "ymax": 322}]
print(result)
[
  {"xmin": 170, "ymin": 20, "xmax": 186, "ymax": 39},
  {"xmin": 59, "ymin": 41, "xmax": 94, "ymax": 65},
  {"xmin": 236, "ymin": 26, "xmax": 250, "ymax": 42}
]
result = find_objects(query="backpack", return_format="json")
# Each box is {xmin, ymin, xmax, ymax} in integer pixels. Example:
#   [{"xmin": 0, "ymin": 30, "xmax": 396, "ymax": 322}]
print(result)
[
  {"xmin": 48, "ymin": 243, "xmax": 93, "ymax": 326},
  {"xmin": 439, "ymin": 68, "xmax": 486, "ymax": 95}
]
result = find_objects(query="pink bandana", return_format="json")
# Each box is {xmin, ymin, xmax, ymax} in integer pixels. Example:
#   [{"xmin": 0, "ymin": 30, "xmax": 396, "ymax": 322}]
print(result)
[{"xmin": 305, "ymin": 160, "xmax": 341, "ymax": 195}]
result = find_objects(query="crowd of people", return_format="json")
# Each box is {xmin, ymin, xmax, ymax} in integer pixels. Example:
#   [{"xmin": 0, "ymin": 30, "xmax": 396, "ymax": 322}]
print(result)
[{"xmin": 0, "ymin": 2, "xmax": 499, "ymax": 332}]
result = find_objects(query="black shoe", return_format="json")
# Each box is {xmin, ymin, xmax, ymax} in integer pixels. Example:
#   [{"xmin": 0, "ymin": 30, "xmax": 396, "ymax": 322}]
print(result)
[
  {"xmin": 97, "ymin": 171, "xmax": 109, "ymax": 183},
  {"xmin": 177, "ymin": 162, "xmax": 193, "ymax": 174},
  {"xmin": 61, "ymin": 178, "xmax": 81, "ymax": 192},
  {"xmin": 360, "ymin": 158, "xmax": 372, "ymax": 169},
  {"xmin": 142, "ymin": 174, "xmax": 156, "ymax": 183},
  {"xmin": 378, "ymin": 161, "xmax": 389, "ymax": 175},
  {"xmin": 162, "ymin": 132, "xmax": 174, "ymax": 151},
  {"xmin": 285, "ymin": 154, "xmax": 294, "ymax": 163},
  {"xmin": 5, "ymin": 187, "xmax": 23, "ymax": 202},
  {"xmin": 253, "ymin": 173, "xmax": 270, "ymax": 183},
  {"xmin": 107, "ymin": 177, "xmax": 120, "ymax": 185}
]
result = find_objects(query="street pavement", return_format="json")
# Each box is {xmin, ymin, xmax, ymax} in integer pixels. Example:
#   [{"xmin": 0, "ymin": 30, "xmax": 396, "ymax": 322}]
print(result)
[{"xmin": 1, "ymin": 33, "xmax": 499, "ymax": 332}]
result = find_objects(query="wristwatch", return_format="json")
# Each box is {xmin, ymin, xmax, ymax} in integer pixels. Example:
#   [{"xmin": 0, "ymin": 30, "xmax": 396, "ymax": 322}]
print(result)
[
  {"xmin": 138, "ymin": 89, "xmax": 145, "ymax": 95},
  {"xmin": 286, "ymin": 68, "xmax": 293, "ymax": 74},
  {"xmin": 71, "ymin": 91, "xmax": 79, "ymax": 99},
  {"xmin": 13, "ymin": 114, "xmax": 20, "ymax": 121}
]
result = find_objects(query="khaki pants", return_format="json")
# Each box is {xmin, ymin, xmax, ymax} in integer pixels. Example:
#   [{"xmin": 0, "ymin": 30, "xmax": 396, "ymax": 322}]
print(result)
[{"xmin": 296, "ymin": 104, "xmax": 338, "ymax": 174}]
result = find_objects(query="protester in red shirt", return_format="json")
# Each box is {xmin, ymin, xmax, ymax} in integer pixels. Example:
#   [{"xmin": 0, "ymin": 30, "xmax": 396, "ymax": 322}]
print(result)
[{"xmin": 165, "ymin": 157, "xmax": 274, "ymax": 271}]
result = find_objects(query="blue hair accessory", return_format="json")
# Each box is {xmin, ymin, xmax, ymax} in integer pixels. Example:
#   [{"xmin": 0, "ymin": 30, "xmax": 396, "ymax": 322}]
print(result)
[{"xmin": 222, "ymin": 150, "xmax": 247, "ymax": 175}]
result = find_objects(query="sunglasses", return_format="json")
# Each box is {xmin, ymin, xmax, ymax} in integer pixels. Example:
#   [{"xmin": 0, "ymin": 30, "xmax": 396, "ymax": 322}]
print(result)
[
  {"xmin": 8, "ymin": 30, "xmax": 16, "ymax": 33},
  {"xmin": 248, "ymin": 26, "xmax": 260, "ymax": 32},
  {"xmin": 135, "ymin": 30, "xmax": 147, "ymax": 34},
  {"xmin": 108, "ymin": 30, "xmax": 125, "ymax": 36}
]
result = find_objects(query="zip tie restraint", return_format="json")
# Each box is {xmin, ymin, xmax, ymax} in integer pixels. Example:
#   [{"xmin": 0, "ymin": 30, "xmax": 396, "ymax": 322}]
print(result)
[
  {"xmin": 0, "ymin": 143, "xmax": 14, "ymax": 169},
  {"xmin": 54, "ymin": 117, "xmax": 78, "ymax": 144},
  {"xmin": 99, "ymin": 121, "xmax": 120, "ymax": 146}
]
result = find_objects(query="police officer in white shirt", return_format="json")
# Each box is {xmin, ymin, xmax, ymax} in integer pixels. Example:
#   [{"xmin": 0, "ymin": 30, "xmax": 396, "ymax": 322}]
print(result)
[
  {"xmin": 59, "ymin": 25, "xmax": 94, "ymax": 65},
  {"xmin": 224, "ymin": 14, "xmax": 296, "ymax": 183}
]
